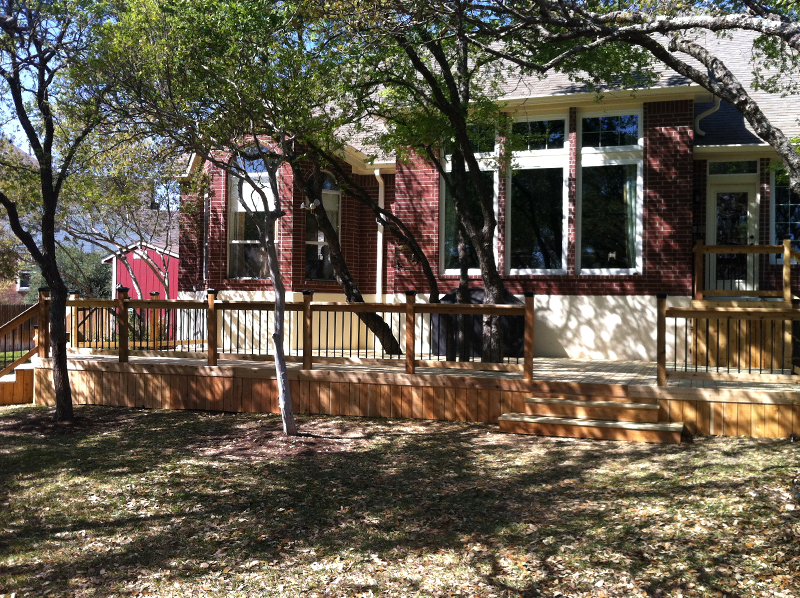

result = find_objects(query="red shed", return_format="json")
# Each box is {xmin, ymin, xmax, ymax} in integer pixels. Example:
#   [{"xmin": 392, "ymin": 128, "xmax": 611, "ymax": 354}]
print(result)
[{"xmin": 102, "ymin": 243, "xmax": 179, "ymax": 299}]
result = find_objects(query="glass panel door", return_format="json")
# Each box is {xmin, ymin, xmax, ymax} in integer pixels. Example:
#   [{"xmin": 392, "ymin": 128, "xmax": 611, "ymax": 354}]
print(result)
[{"xmin": 707, "ymin": 184, "xmax": 758, "ymax": 291}]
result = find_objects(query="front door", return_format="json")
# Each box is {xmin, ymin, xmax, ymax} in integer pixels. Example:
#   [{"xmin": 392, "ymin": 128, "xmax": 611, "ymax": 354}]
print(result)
[{"xmin": 707, "ymin": 184, "xmax": 759, "ymax": 291}]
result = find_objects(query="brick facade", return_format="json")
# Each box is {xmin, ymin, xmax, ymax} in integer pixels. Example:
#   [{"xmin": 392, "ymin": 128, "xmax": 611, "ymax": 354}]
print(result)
[
  {"xmin": 384, "ymin": 100, "xmax": 696, "ymax": 297},
  {"xmin": 180, "ymin": 100, "xmax": 796, "ymax": 300}
]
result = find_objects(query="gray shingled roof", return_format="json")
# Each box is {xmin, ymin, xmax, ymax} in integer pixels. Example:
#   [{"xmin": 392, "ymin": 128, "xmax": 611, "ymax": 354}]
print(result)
[{"xmin": 342, "ymin": 30, "xmax": 797, "ymax": 156}]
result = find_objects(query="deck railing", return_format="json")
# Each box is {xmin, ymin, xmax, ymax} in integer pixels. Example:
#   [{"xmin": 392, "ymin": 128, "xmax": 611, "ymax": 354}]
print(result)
[
  {"xmin": 47, "ymin": 288, "xmax": 536, "ymax": 379},
  {"xmin": 0, "ymin": 303, "xmax": 38, "ymax": 377},
  {"xmin": 694, "ymin": 238, "xmax": 800, "ymax": 301},
  {"xmin": 656, "ymin": 294, "xmax": 799, "ymax": 386}
]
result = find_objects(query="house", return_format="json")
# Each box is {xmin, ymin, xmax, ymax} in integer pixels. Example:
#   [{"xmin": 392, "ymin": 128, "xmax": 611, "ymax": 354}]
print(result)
[
  {"xmin": 176, "ymin": 32, "xmax": 800, "ymax": 361},
  {"xmin": 102, "ymin": 242, "xmax": 179, "ymax": 299}
]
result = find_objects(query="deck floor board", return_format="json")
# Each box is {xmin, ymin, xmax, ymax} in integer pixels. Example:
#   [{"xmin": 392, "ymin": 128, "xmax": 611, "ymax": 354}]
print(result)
[{"xmin": 57, "ymin": 354, "xmax": 800, "ymax": 392}]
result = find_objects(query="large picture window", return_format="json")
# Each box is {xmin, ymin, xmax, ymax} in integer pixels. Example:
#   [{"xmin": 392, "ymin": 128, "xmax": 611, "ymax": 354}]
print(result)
[
  {"xmin": 509, "ymin": 168, "xmax": 564, "ymax": 270},
  {"xmin": 442, "ymin": 171, "xmax": 494, "ymax": 271},
  {"xmin": 580, "ymin": 164, "xmax": 638, "ymax": 270},
  {"xmin": 305, "ymin": 173, "xmax": 340, "ymax": 280},
  {"xmin": 228, "ymin": 166, "xmax": 274, "ymax": 279}
]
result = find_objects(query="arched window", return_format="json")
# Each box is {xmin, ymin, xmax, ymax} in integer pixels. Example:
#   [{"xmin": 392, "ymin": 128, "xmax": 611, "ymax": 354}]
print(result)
[{"xmin": 305, "ymin": 173, "xmax": 340, "ymax": 280}]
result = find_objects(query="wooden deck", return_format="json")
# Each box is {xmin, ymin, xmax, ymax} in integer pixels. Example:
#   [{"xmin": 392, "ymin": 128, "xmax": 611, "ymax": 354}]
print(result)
[{"xmin": 30, "ymin": 354, "xmax": 800, "ymax": 440}]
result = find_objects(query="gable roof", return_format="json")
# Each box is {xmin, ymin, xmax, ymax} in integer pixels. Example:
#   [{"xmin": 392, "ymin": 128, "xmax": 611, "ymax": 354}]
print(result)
[{"xmin": 101, "ymin": 241, "xmax": 179, "ymax": 264}]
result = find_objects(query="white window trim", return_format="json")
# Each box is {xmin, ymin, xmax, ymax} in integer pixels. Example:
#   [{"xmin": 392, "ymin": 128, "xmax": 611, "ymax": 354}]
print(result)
[
  {"xmin": 439, "ymin": 163, "xmax": 499, "ymax": 276},
  {"xmin": 575, "ymin": 108, "xmax": 644, "ymax": 275},
  {"xmin": 576, "ymin": 154, "xmax": 644, "ymax": 276},
  {"xmin": 16, "ymin": 272, "xmax": 31, "ymax": 292},
  {"xmin": 227, "ymin": 171, "xmax": 276, "ymax": 280},
  {"xmin": 506, "ymin": 139, "xmax": 569, "ymax": 275},
  {"xmin": 578, "ymin": 108, "xmax": 644, "ymax": 153}
]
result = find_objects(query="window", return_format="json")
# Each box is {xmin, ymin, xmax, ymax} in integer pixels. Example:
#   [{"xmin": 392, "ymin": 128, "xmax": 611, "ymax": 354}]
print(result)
[
  {"xmin": 444, "ymin": 124, "xmax": 496, "ymax": 156},
  {"xmin": 774, "ymin": 170, "xmax": 800, "ymax": 250},
  {"xmin": 578, "ymin": 110, "xmax": 642, "ymax": 273},
  {"xmin": 580, "ymin": 164, "xmax": 638, "ymax": 270},
  {"xmin": 228, "ymin": 163, "xmax": 274, "ymax": 279},
  {"xmin": 582, "ymin": 115, "xmax": 639, "ymax": 148},
  {"xmin": 504, "ymin": 116, "xmax": 569, "ymax": 274},
  {"xmin": 305, "ymin": 173, "xmax": 340, "ymax": 281},
  {"xmin": 509, "ymin": 168, "xmax": 565, "ymax": 271},
  {"xmin": 16, "ymin": 271, "xmax": 31, "ymax": 292},
  {"xmin": 442, "ymin": 171, "xmax": 494, "ymax": 271},
  {"xmin": 709, "ymin": 161, "xmax": 758, "ymax": 175},
  {"xmin": 510, "ymin": 119, "xmax": 565, "ymax": 151}
]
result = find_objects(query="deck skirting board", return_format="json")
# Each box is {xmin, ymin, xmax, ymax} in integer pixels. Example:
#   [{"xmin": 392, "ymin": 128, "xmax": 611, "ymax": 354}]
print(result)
[{"xmin": 31, "ymin": 359, "xmax": 800, "ymax": 439}]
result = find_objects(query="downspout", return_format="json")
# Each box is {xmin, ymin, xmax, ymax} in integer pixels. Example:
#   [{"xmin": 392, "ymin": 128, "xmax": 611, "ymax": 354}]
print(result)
[
  {"xmin": 694, "ymin": 96, "xmax": 722, "ymax": 137},
  {"xmin": 202, "ymin": 191, "xmax": 210, "ymax": 298},
  {"xmin": 111, "ymin": 255, "xmax": 117, "ymax": 299},
  {"xmin": 374, "ymin": 169, "xmax": 385, "ymax": 302}
]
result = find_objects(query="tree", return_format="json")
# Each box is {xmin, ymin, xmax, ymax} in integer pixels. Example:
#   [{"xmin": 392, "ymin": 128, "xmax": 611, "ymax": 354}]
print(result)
[
  {"xmin": 99, "ymin": 0, "xmax": 455, "ymax": 426},
  {"xmin": 451, "ymin": 1, "xmax": 800, "ymax": 190},
  {"xmin": 0, "ymin": 0, "xmax": 114, "ymax": 421},
  {"xmin": 58, "ymin": 135, "xmax": 180, "ymax": 299},
  {"xmin": 339, "ymin": 0, "xmax": 653, "ymax": 361},
  {"xmin": 24, "ymin": 245, "xmax": 111, "ymax": 302}
]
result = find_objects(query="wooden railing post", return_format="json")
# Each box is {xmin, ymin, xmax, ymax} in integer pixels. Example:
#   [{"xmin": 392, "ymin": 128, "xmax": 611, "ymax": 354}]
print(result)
[
  {"xmin": 523, "ymin": 291, "xmax": 535, "ymax": 381},
  {"xmin": 783, "ymin": 237, "xmax": 793, "ymax": 304},
  {"xmin": 149, "ymin": 292, "xmax": 160, "ymax": 350},
  {"xmin": 302, "ymin": 290, "xmax": 314, "ymax": 370},
  {"xmin": 37, "ymin": 287, "xmax": 50, "ymax": 359},
  {"xmin": 207, "ymin": 289, "xmax": 218, "ymax": 366},
  {"xmin": 694, "ymin": 239, "xmax": 705, "ymax": 301},
  {"xmin": 656, "ymin": 293, "xmax": 667, "ymax": 387},
  {"xmin": 69, "ymin": 290, "xmax": 79, "ymax": 347},
  {"xmin": 117, "ymin": 287, "xmax": 129, "ymax": 363},
  {"xmin": 405, "ymin": 290, "xmax": 417, "ymax": 374}
]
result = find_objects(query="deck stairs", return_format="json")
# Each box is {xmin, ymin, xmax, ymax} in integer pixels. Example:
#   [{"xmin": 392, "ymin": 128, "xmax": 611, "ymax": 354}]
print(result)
[
  {"xmin": 499, "ymin": 393, "xmax": 688, "ymax": 443},
  {"xmin": 0, "ymin": 363, "xmax": 34, "ymax": 406}
]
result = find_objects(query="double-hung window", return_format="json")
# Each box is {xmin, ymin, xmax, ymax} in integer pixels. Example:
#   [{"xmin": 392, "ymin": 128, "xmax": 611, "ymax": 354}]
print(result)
[
  {"xmin": 228, "ymin": 159, "xmax": 275, "ymax": 279},
  {"xmin": 578, "ymin": 111, "xmax": 643, "ymax": 274},
  {"xmin": 506, "ymin": 116, "xmax": 569, "ymax": 273},
  {"xmin": 305, "ymin": 173, "xmax": 341, "ymax": 281}
]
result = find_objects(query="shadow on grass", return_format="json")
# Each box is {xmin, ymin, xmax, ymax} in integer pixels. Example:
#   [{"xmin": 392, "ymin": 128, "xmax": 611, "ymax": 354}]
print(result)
[{"xmin": 0, "ymin": 405, "xmax": 797, "ymax": 596}]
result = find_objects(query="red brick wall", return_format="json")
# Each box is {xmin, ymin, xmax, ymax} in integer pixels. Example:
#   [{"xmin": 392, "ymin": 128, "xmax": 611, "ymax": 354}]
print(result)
[
  {"xmin": 389, "ymin": 153, "xmax": 440, "ymax": 296},
  {"xmin": 178, "ymin": 191, "xmax": 204, "ymax": 292},
  {"xmin": 387, "ymin": 100, "xmax": 696, "ymax": 297}
]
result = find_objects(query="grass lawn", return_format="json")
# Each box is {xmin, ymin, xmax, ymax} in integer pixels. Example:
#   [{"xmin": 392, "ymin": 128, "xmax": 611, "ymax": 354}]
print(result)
[{"xmin": 0, "ymin": 405, "xmax": 798, "ymax": 598}]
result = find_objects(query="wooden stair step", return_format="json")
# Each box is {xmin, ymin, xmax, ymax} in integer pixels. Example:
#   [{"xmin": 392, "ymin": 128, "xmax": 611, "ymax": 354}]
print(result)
[
  {"xmin": 532, "ymin": 392, "xmax": 657, "ymax": 405},
  {"xmin": 499, "ymin": 413, "xmax": 686, "ymax": 444},
  {"xmin": 524, "ymin": 397, "xmax": 659, "ymax": 423}
]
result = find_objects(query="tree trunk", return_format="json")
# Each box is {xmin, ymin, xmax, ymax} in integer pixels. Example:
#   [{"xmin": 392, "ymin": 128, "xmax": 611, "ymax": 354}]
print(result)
[
  {"xmin": 300, "ymin": 169, "xmax": 403, "ymax": 355},
  {"xmin": 48, "ymin": 284, "xmax": 74, "ymax": 421},
  {"xmin": 264, "ymin": 216, "xmax": 297, "ymax": 437}
]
